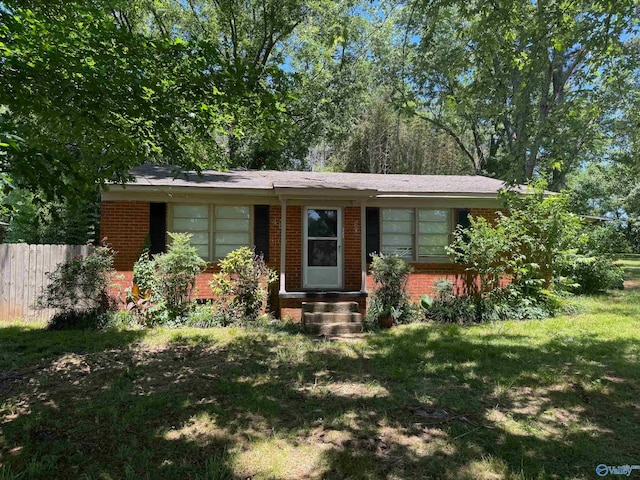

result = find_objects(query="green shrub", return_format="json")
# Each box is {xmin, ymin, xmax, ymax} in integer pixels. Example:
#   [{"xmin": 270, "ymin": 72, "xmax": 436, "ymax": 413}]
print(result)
[
  {"xmin": 132, "ymin": 249, "xmax": 156, "ymax": 294},
  {"xmin": 185, "ymin": 303, "xmax": 227, "ymax": 328},
  {"xmin": 37, "ymin": 244, "xmax": 120, "ymax": 327},
  {"xmin": 153, "ymin": 232, "xmax": 207, "ymax": 319},
  {"xmin": 425, "ymin": 280, "xmax": 476, "ymax": 324},
  {"xmin": 210, "ymin": 247, "xmax": 276, "ymax": 323},
  {"xmin": 584, "ymin": 224, "xmax": 631, "ymax": 255},
  {"xmin": 425, "ymin": 279, "xmax": 565, "ymax": 324},
  {"xmin": 367, "ymin": 253, "xmax": 415, "ymax": 325},
  {"xmin": 47, "ymin": 308, "xmax": 111, "ymax": 330},
  {"xmin": 102, "ymin": 310, "xmax": 140, "ymax": 329},
  {"xmin": 558, "ymin": 254, "xmax": 624, "ymax": 294},
  {"xmin": 446, "ymin": 181, "xmax": 595, "ymax": 321}
]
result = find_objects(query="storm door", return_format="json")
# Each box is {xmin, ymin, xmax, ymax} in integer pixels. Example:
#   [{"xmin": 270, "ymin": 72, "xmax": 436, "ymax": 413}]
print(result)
[{"xmin": 303, "ymin": 208, "xmax": 342, "ymax": 289}]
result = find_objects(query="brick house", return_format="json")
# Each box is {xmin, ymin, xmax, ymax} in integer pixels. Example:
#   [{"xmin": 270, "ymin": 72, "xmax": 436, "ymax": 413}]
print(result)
[{"xmin": 100, "ymin": 165, "xmax": 506, "ymax": 322}]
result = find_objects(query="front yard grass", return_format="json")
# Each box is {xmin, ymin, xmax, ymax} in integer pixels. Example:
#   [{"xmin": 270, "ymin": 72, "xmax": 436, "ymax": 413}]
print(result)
[{"xmin": 1, "ymin": 291, "xmax": 639, "ymax": 479}]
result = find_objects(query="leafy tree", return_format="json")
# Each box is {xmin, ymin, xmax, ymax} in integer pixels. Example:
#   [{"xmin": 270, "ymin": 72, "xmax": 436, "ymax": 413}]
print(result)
[
  {"xmin": 2, "ymin": 188, "xmax": 99, "ymax": 244},
  {"xmin": 394, "ymin": 0, "xmax": 637, "ymax": 186},
  {"xmin": 0, "ymin": 1, "xmax": 235, "ymax": 198},
  {"xmin": 0, "ymin": 0, "xmax": 354, "ymax": 197},
  {"xmin": 328, "ymin": 94, "xmax": 473, "ymax": 174}
]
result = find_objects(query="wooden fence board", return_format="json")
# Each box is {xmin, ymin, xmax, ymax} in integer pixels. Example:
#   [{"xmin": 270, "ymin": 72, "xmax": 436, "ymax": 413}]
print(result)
[
  {"xmin": 0, "ymin": 245, "xmax": 8, "ymax": 321},
  {"xmin": 0, "ymin": 244, "xmax": 94, "ymax": 322}
]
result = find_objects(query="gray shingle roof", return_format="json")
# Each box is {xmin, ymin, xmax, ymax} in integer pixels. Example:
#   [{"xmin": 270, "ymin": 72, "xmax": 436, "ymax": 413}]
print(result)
[{"xmin": 127, "ymin": 164, "xmax": 508, "ymax": 196}]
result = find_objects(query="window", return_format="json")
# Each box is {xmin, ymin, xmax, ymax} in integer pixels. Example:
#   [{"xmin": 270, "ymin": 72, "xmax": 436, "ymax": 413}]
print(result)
[
  {"xmin": 418, "ymin": 209, "xmax": 450, "ymax": 256},
  {"xmin": 171, "ymin": 204, "xmax": 251, "ymax": 261},
  {"xmin": 214, "ymin": 206, "xmax": 251, "ymax": 258},
  {"xmin": 381, "ymin": 209, "xmax": 414, "ymax": 258},
  {"xmin": 172, "ymin": 204, "xmax": 210, "ymax": 260},
  {"xmin": 381, "ymin": 208, "xmax": 452, "ymax": 260}
]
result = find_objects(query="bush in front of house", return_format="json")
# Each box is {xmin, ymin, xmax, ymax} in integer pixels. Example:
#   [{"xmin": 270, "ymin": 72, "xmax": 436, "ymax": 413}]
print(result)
[
  {"xmin": 423, "ymin": 279, "xmax": 561, "ymax": 324},
  {"xmin": 37, "ymin": 243, "xmax": 120, "ymax": 330},
  {"xmin": 438, "ymin": 182, "xmax": 622, "ymax": 323},
  {"xmin": 451, "ymin": 183, "xmax": 585, "ymax": 300},
  {"xmin": 557, "ymin": 253, "xmax": 624, "ymax": 294},
  {"xmin": 367, "ymin": 253, "xmax": 419, "ymax": 326},
  {"xmin": 128, "ymin": 232, "xmax": 206, "ymax": 325},
  {"xmin": 153, "ymin": 232, "xmax": 207, "ymax": 320},
  {"xmin": 210, "ymin": 246, "xmax": 277, "ymax": 324},
  {"xmin": 423, "ymin": 279, "xmax": 477, "ymax": 324}
]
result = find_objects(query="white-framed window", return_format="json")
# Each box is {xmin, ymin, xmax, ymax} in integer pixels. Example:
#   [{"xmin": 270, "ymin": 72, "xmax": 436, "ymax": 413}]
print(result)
[
  {"xmin": 381, "ymin": 208, "xmax": 452, "ymax": 261},
  {"xmin": 381, "ymin": 209, "xmax": 414, "ymax": 258},
  {"xmin": 418, "ymin": 209, "xmax": 450, "ymax": 257},
  {"xmin": 214, "ymin": 206, "xmax": 251, "ymax": 259},
  {"xmin": 172, "ymin": 204, "xmax": 211, "ymax": 260},
  {"xmin": 170, "ymin": 204, "xmax": 252, "ymax": 261}
]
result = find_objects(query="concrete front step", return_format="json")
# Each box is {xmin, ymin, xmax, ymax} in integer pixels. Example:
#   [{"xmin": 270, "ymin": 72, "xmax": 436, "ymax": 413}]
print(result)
[
  {"xmin": 303, "ymin": 312, "xmax": 363, "ymax": 324},
  {"xmin": 303, "ymin": 322, "xmax": 364, "ymax": 335},
  {"xmin": 302, "ymin": 301, "xmax": 360, "ymax": 313},
  {"xmin": 301, "ymin": 301, "xmax": 364, "ymax": 335}
]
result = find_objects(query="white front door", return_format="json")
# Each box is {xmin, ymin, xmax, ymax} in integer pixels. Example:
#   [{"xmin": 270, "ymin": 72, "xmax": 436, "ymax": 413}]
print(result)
[{"xmin": 303, "ymin": 207, "xmax": 342, "ymax": 289}]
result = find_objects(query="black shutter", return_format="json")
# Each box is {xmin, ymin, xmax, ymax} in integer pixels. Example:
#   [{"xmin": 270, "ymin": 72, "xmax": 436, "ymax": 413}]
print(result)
[
  {"xmin": 254, "ymin": 205, "xmax": 270, "ymax": 261},
  {"xmin": 456, "ymin": 208, "xmax": 471, "ymax": 230},
  {"xmin": 365, "ymin": 207, "xmax": 380, "ymax": 264},
  {"xmin": 149, "ymin": 203, "xmax": 167, "ymax": 254}
]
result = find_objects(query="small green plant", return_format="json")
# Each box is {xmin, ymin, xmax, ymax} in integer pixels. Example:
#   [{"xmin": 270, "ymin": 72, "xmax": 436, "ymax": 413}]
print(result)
[
  {"xmin": 36, "ymin": 243, "xmax": 120, "ymax": 328},
  {"xmin": 132, "ymin": 249, "xmax": 156, "ymax": 294},
  {"xmin": 367, "ymin": 253, "xmax": 414, "ymax": 326},
  {"xmin": 425, "ymin": 279, "xmax": 477, "ymax": 324},
  {"xmin": 185, "ymin": 303, "xmax": 227, "ymax": 328},
  {"xmin": 420, "ymin": 294, "xmax": 433, "ymax": 310},
  {"xmin": 210, "ymin": 247, "xmax": 277, "ymax": 323},
  {"xmin": 153, "ymin": 232, "xmax": 207, "ymax": 319},
  {"xmin": 126, "ymin": 283, "xmax": 153, "ymax": 324}
]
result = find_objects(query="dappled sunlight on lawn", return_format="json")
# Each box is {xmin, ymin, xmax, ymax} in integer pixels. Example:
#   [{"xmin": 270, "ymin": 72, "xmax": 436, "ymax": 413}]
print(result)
[{"xmin": 1, "ymin": 290, "xmax": 640, "ymax": 479}]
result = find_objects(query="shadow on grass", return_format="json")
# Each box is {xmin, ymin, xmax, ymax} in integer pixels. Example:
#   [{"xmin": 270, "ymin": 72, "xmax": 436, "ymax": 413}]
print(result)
[
  {"xmin": 0, "ymin": 325, "xmax": 148, "ymax": 371},
  {"xmin": 1, "ymin": 321, "xmax": 639, "ymax": 479}
]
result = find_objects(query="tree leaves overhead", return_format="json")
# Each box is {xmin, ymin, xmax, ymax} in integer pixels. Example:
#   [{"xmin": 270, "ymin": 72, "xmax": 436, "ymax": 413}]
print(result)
[
  {"xmin": 0, "ymin": 0, "xmax": 349, "ymax": 197},
  {"xmin": 395, "ymin": 0, "xmax": 638, "ymax": 186},
  {"xmin": 0, "ymin": 0, "xmax": 638, "ymax": 202}
]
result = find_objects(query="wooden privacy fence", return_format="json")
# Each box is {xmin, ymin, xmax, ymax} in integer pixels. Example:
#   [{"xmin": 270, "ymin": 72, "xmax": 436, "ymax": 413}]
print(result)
[{"xmin": 0, "ymin": 244, "xmax": 93, "ymax": 322}]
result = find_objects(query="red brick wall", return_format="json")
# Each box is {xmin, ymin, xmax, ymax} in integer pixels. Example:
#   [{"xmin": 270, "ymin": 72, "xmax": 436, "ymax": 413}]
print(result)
[
  {"xmin": 343, "ymin": 206, "xmax": 362, "ymax": 291},
  {"xmin": 366, "ymin": 263, "xmax": 469, "ymax": 303},
  {"xmin": 470, "ymin": 207, "xmax": 505, "ymax": 225},
  {"xmin": 100, "ymin": 201, "xmax": 150, "ymax": 271},
  {"xmin": 284, "ymin": 206, "xmax": 302, "ymax": 291},
  {"xmin": 102, "ymin": 200, "xmax": 506, "ymax": 317}
]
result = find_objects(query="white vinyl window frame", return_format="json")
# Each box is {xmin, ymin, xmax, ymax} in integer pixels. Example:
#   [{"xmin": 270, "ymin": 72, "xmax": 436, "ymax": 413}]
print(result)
[
  {"xmin": 381, "ymin": 208, "xmax": 453, "ymax": 262},
  {"xmin": 168, "ymin": 203, "xmax": 253, "ymax": 262}
]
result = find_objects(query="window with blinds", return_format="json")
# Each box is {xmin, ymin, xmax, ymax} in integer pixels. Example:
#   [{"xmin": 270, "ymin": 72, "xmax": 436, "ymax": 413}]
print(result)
[
  {"xmin": 171, "ymin": 204, "xmax": 251, "ymax": 261},
  {"xmin": 381, "ymin": 208, "xmax": 452, "ymax": 260}
]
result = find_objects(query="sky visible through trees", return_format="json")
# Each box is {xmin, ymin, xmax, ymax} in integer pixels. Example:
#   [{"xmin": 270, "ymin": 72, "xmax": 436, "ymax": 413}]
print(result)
[{"xmin": 0, "ymin": 0, "xmax": 639, "ymax": 243}]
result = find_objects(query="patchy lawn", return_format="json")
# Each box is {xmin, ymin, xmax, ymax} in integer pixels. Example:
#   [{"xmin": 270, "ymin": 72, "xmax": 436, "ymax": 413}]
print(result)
[
  {"xmin": 615, "ymin": 254, "xmax": 640, "ymax": 289},
  {"xmin": 1, "ymin": 291, "xmax": 640, "ymax": 479}
]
